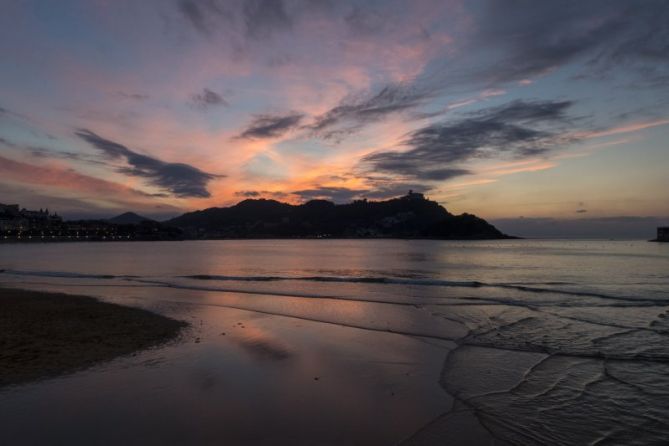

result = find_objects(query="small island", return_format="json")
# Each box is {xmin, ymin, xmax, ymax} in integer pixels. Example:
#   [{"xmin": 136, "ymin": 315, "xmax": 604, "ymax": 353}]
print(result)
[{"xmin": 0, "ymin": 288, "xmax": 186, "ymax": 389}]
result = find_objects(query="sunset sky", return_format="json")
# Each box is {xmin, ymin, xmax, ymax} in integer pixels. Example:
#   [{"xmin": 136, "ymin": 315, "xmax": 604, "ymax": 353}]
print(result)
[{"xmin": 1, "ymin": 0, "xmax": 668, "ymax": 233}]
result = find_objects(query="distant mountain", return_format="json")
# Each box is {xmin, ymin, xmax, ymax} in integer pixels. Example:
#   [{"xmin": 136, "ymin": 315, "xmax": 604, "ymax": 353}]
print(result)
[
  {"xmin": 167, "ymin": 192, "xmax": 512, "ymax": 240},
  {"xmin": 108, "ymin": 212, "xmax": 153, "ymax": 225}
]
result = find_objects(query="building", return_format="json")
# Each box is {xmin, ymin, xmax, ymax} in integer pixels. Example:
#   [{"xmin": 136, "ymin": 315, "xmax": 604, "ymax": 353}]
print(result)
[
  {"xmin": 0, "ymin": 204, "xmax": 20, "ymax": 216},
  {"xmin": 0, "ymin": 203, "xmax": 63, "ymax": 236},
  {"xmin": 657, "ymin": 227, "xmax": 669, "ymax": 242},
  {"xmin": 405, "ymin": 190, "xmax": 425, "ymax": 201}
]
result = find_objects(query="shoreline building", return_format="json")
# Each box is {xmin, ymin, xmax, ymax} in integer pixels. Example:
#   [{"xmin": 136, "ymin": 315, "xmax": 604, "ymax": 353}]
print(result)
[{"xmin": 1, "ymin": 202, "xmax": 182, "ymax": 242}]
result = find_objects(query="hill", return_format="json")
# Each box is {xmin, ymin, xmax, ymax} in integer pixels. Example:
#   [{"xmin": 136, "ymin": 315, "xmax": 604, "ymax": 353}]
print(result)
[
  {"xmin": 167, "ymin": 192, "xmax": 512, "ymax": 240},
  {"xmin": 108, "ymin": 212, "xmax": 153, "ymax": 225}
]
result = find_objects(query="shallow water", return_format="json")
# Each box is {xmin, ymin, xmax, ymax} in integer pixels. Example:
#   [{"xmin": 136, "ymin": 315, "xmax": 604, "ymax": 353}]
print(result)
[{"xmin": 1, "ymin": 239, "xmax": 668, "ymax": 445}]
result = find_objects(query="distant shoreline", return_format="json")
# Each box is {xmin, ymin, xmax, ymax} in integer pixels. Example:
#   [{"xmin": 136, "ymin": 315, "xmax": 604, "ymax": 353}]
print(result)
[
  {"xmin": 0, "ymin": 234, "xmax": 518, "ymax": 244},
  {"xmin": 0, "ymin": 287, "xmax": 186, "ymax": 389}
]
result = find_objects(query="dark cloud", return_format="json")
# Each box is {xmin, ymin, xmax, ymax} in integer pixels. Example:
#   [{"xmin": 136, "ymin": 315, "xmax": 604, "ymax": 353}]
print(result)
[
  {"xmin": 361, "ymin": 100, "xmax": 576, "ymax": 182},
  {"xmin": 478, "ymin": 100, "xmax": 575, "ymax": 124},
  {"xmin": 75, "ymin": 129, "xmax": 221, "ymax": 198},
  {"xmin": 308, "ymin": 83, "xmax": 430, "ymax": 139},
  {"xmin": 292, "ymin": 186, "xmax": 368, "ymax": 203},
  {"xmin": 237, "ymin": 184, "xmax": 433, "ymax": 204},
  {"xmin": 243, "ymin": 0, "xmax": 292, "ymax": 39},
  {"xmin": 177, "ymin": 0, "xmax": 295, "ymax": 40},
  {"xmin": 462, "ymin": 1, "xmax": 669, "ymax": 88},
  {"xmin": 291, "ymin": 183, "xmax": 434, "ymax": 203},
  {"xmin": 178, "ymin": 0, "xmax": 210, "ymax": 35},
  {"xmin": 238, "ymin": 112, "xmax": 304, "ymax": 139},
  {"xmin": 191, "ymin": 88, "xmax": 228, "ymax": 109},
  {"xmin": 235, "ymin": 190, "xmax": 261, "ymax": 197},
  {"xmin": 234, "ymin": 190, "xmax": 288, "ymax": 200}
]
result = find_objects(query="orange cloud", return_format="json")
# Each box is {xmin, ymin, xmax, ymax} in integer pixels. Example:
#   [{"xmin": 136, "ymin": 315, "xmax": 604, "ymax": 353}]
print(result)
[{"xmin": 0, "ymin": 155, "xmax": 165, "ymax": 209}]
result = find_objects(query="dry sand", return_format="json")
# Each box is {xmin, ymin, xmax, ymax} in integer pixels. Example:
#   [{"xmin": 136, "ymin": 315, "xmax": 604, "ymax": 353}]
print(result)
[{"xmin": 0, "ymin": 287, "xmax": 186, "ymax": 389}]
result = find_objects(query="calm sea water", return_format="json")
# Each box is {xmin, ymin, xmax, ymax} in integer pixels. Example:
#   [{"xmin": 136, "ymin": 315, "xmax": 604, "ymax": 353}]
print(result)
[{"xmin": 1, "ymin": 239, "xmax": 668, "ymax": 445}]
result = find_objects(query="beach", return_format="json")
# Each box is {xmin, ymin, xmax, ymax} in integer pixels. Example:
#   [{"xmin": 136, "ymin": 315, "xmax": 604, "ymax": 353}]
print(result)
[
  {"xmin": 1, "ymin": 239, "xmax": 668, "ymax": 445},
  {"xmin": 0, "ymin": 287, "xmax": 186, "ymax": 389}
]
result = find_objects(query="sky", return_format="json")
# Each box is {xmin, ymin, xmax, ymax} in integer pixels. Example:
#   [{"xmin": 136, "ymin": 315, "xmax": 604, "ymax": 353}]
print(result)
[{"xmin": 0, "ymin": 0, "xmax": 668, "ymax": 236}]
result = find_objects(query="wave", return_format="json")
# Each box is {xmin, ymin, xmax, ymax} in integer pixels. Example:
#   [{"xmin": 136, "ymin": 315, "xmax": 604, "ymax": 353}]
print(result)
[
  {"xmin": 183, "ymin": 274, "xmax": 483, "ymax": 287},
  {"xmin": 181, "ymin": 274, "xmax": 669, "ymax": 304},
  {"xmin": 3, "ymin": 269, "xmax": 668, "ymax": 305},
  {"xmin": 0, "ymin": 269, "xmax": 138, "ymax": 280}
]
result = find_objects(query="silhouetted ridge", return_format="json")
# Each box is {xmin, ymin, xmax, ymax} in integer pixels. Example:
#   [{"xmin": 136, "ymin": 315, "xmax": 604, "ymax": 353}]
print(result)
[
  {"xmin": 108, "ymin": 212, "xmax": 153, "ymax": 225},
  {"xmin": 167, "ymin": 192, "xmax": 512, "ymax": 239}
]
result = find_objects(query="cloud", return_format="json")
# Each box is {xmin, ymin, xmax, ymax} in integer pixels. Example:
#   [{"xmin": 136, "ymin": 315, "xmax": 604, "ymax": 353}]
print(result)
[
  {"xmin": 28, "ymin": 147, "xmax": 107, "ymax": 166},
  {"xmin": 243, "ymin": 0, "xmax": 292, "ymax": 39},
  {"xmin": 235, "ymin": 190, "xmax": 261, "ymax": 197},
  {"xmin": 308, "ymin": 83, "xmax": 430, "ymax": 139},
  {"xmin": 177, "ymin": 0, "xmax": 294, "ymax": 40},
  {"xmin": 291, "ymin": 186, "xmax": 368, "ymax": 203},
  {"xmin": 191, "ymin": 88, "xmax": 229, "ymax": 109},
  {"xmin": 361, "ymin": 100, "xmax": 575, "ymax": 182},
  {"xmin": 291, "ymin": 183, "xmax": 434, "ymax": 203},
  {"xmin": 178, "ymin": 0, "xmax": 209, "ymax": 35},
  {"xmin": 237, "ymin": 112, "xmax": 304, "ymax": 139},
  {"xmin": 1, "ymin": 135, "xmax": 107, "ymax": 166},
  {"xmin": 464, "ymin": 1, "xmax": 669, "ymax": 87},
  {"xmin": 234, "ymin": 190, "xmax": 289, "ymax": 200},
  {"xmin": 0, "ymin": 154, "xmax": 160, "ymax": 202},
  {"xmin": 75, "ymin": 129, "xmax": 221, "ymax": 198}
]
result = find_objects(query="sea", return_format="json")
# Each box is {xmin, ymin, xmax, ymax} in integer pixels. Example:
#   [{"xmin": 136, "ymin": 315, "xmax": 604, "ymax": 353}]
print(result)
[{"xmin": 1, "ymin": 239, "xmax": 668, "ymax": 445}]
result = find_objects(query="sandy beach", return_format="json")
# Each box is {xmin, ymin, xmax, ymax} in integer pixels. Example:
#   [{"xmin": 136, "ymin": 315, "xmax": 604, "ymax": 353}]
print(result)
[{"xmin": 0, "ymin": 287, "xmax": 186, "ymax": 389}]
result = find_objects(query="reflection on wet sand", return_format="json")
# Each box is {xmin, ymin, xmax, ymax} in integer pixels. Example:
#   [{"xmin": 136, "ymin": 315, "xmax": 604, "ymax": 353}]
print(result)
[{"xmin": 0, "ymin": 280, "xmax": 452, "ymax": 445}]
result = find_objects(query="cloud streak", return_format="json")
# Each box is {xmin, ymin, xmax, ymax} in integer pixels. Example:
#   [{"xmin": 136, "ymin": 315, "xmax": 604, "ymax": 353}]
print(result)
[
  {"xmin": 308, "ymin": 83, "xmax": 430, "ymax": 139},
  {"xmin": 75, "ymin": 129, "xmax": 221, "ymax": 198},
  {"xmin": 238, "ymin": 112, "xmax": 304, "ymax": 139},
  {"xmin": 291, "ymin": 186, "xmax": 368, "ymax": 203}
]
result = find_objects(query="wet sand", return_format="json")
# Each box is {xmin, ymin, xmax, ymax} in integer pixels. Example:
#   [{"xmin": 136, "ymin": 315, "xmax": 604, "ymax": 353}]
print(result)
[{"xmin": 0, "ymin": 287, "xmax": 186, "ymax": 389}]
